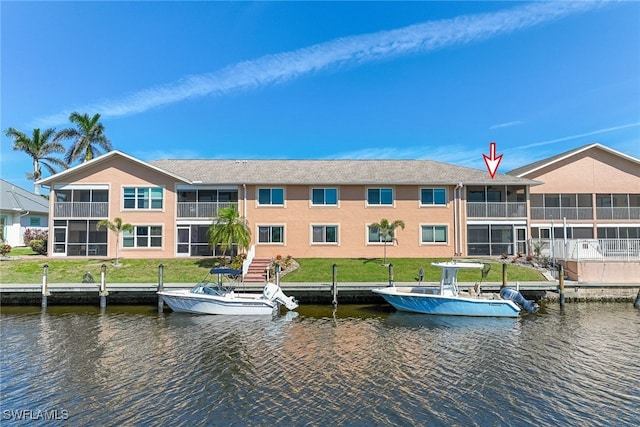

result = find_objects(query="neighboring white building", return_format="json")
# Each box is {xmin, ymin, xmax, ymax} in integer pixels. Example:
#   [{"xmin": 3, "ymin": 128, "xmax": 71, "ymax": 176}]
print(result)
[{"xmin": 0, "ymin": 179, "xmax": 49, "ymax": 247}]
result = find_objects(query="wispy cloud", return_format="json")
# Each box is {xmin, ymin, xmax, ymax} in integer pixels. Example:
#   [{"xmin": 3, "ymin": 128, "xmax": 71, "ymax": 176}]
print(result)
[
  {"xmin": 33, "ymin": 1, "xmax": 606, "ymax": 128},
  {"xmin": 517, "ymin": 122, "xmax": 640, "ymax": 149},
  {"xmin": 332, "ymin": 121, "xmax": 640, "ymax": 167},
  {"xmin": 490, "ymin": 120, "xmax": 524, "ymax": 130}
]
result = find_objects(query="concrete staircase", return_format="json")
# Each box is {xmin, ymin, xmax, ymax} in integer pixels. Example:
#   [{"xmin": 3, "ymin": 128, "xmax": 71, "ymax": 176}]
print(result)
[{"xmin": 243, "ymin": 258, "xmax": 271, "ymax": 283}]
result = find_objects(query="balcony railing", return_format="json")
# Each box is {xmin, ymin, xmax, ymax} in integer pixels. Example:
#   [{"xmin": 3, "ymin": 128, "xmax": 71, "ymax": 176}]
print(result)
[
  {"xmin": 530, "ymin": 207, "xmax": 594, "ymax": 220},
  {"xmin": 467, "ymin": 202, "xmax": 527, "ymax": 218},
  {"xmin": 596, "ymin": 207, "xmax": 640, "ymax": 220},
  {"xmin": 54, "ymin": 202, "xmax": 109, "ymax": 218},
  {"xmin": 177, "ymin": 202, "xmax": 237, "ymax": 218},
  {"xmin": 537, "ymin": 238, "xmax": 640, "ymax": 261}
]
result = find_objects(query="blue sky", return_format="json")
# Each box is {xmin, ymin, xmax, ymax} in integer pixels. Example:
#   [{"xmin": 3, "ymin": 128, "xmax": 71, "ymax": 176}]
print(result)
[{"xmin": 2, "ymin": 1, "xmax": 639, "ymax": 192}]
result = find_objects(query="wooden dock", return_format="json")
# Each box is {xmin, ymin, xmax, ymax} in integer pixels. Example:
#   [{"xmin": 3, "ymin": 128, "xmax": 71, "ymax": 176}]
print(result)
[{"xmin": 1, "ymin": 281, "xmax": 637, "ymax": 306}]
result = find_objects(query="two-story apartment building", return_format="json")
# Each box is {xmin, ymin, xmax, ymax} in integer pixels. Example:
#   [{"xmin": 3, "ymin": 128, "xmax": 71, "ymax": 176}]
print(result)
[
  {"xmin": 509, "ymin": 143, "xmax": 640, "ymax": 242},
  {"xmin": 508, "ymin": 143, "xmax": 640, "ymax": 282},
  {"xmin": 37, "ymin": 151, "xmax": 542, "ymax": 260}
]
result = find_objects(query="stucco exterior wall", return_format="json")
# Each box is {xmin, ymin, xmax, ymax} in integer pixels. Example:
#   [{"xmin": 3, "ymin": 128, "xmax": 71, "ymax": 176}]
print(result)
[
  {"xmin": 39, "ymin": 146, "xmax": 636, "ymax": 265},
  {"xmin": 47, "ymin": 156, "xmax": 180, "ymax": 259},
  {"xmin": 526, "ymin": 149, "xmax": 640, "ymax": 194},
  {"xmin": 244, "ymin": 184, "xmax": 456, "ymax": 259},
  {"xmin": 563, "ymin": 259, "xmax": 640, "ymax": 283}
]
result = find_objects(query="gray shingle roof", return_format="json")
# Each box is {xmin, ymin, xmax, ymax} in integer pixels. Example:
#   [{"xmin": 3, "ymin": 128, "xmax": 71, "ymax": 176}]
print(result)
[
  {"xmin": 0, "ymin": 179, "xmax": 49, "ymax": 213},
  {"xmin": 149, "ymin": 159, "xmax": 539, "ymax": 186}
]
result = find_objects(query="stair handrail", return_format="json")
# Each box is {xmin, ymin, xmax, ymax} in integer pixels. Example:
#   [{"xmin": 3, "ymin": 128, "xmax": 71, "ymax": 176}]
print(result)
[{"xmin": 242, "ymin": 244, "xmax": 256, "ymax": 278}]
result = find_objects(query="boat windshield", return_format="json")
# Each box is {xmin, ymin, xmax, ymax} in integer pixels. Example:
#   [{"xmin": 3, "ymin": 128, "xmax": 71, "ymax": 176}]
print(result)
[{"xmin": 191, "ymin": 283, "xmax": 225, "ymax": 296}]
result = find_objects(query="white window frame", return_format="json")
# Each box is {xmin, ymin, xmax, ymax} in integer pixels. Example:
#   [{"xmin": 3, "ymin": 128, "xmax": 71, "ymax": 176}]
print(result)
[
  {"xmin": 311, "ymin": 225, "xmax": 339, "ymax": 244},
  {"xmin": 420, "ymin": 188, "xmax": 447, "ymax": 206},
  {"xmin": 257, "ymin": 225, "xmax": 285, "ymax": 244},
  {"xmin": 366, "ymin": 187, "xmax": 394, "ymax": 206},
  {"xmin": 420, "ymin": 224, "xmax": 448, "ymax": 244},
  {"xmin": 367, "ymin": 224, "xmax": 397, "ymax": 245},
  {"xmin": 257, "ymin": 188, "xmax": 285, "ymax": 206},
  {"xmin": 123, "ymin": 186, "xmax": 164, "ymax": 210},
  {"xmin": 311, "ymin": 188, "xmax": 338, "ymax": 206},
  {"xmin": 123, "ymin": 225, "xmax": 163, "ymax": 248}
]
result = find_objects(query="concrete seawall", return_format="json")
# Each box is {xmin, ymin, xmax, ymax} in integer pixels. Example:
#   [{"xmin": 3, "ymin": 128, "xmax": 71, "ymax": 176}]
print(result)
[{"xmin": 1, "ymin": 281, "xmax": 638, "ymax": 306}]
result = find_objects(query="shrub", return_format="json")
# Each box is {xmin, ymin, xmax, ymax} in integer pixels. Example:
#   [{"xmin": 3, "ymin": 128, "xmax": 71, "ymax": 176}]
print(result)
[
  {"xmin": 24, "ymin": 229, "xmax": 48, "ymax": 246},
  {"xmin": 269, "ymin": 255, "xmax": 293, "ymax": 278},
  {"xmin": 230, "ymin": 253, "xmax": 246, "ymax": 270},
  {"xmin": 0, "ymin": 244, "xmax": 11, "ymax": 256},
  {"xmin": 29, "ymin": 239, "xmax": 48, "ymax": 255}
]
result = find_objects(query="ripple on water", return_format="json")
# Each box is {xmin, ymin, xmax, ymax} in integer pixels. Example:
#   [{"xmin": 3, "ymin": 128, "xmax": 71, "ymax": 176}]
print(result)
[{"xmin": 1, "ymin": 304, "xmax": 639, "ymax": 426}]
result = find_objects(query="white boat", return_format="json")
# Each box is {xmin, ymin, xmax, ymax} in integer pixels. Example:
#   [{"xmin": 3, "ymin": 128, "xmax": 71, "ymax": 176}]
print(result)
[
  {"xmin": 372, "ymin": 261, "xmax": 539, "ymax": 318},
  {"xmin": 158, "ymin": 268, "xmax": 299, "ymax": 315}
]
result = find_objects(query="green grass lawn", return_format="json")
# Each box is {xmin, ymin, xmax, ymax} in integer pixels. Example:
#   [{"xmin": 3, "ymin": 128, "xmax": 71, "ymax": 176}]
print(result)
[
  {"xmin": 0, "ymin": 257, "xmax": 223, "ymax": 284},
  {"xmin": 7, "ymin": 247, "xmax": 37, "ymax": 256},
  {"xmin": 0, "ymin": 255, "xmax": 546, "ymax": 284},
  {"xmin": 281, "ymin": 258, "xmax": 545, "ymax": 283}
]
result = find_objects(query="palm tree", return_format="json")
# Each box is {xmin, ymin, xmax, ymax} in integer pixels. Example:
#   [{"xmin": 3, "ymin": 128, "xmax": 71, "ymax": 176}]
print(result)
[
  {"xmin": 207, "ymin": 205, "xmax": 251, "ymax": 259},
  {"xmin": 370, "ymin": 218, "xmax": 405, "ymax": 265},
  {"xmin": 4, "ymin": 127, "xmax": 67, "ymax": 195},
  {"xmin": 97, "ymin": 217, "xmax": 133, "ymax": 266},
  {"xmin": 56, "ymin": 112, "xmax": 112, "ymax": 164}
]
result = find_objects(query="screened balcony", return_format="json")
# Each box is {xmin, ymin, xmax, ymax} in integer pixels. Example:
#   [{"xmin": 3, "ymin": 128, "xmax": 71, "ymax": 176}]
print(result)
[
  {"xmin": 53, "ymin": 188, "xmax": 109, "ymax": 218},
  {"xmin": 530, "ymin": 193, "xmax": 594, "ymax": 220},
  {"xmin": 530, "ymin": 207, "xmax": 594, "ymax": 220},
  {"xmin": 54, "ymin": 202, "xmax": 109, "ymax": 218},
  {"xmin": 176, "ymin": 188, "xmax": 239, "ymax": 219},
  {"xmin": 467, "ymin": 202, "xmax": 527, "ymax": 218},
  {"xmin": 177, "ymin": 201, "xmax": 238, "ymax": 218},
  {"xmin": 466, "ymin": 185, "xmax": 527, "ymax": 218}
]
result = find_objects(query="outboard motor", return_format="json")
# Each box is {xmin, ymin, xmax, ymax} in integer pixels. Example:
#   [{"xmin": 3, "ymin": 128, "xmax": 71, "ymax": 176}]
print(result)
[
  {"xmin": 263, "ymin": 283, "xmax": 299, "ymax": 311},
  {"xmin": 500, "ymin": 287, "xmax": 539, "ymax": 314}
]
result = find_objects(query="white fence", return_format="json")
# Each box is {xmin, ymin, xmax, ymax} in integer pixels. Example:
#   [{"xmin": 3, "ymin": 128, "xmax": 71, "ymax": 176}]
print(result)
[{"xmin": 534, "ymin": 238, "xmax": 640, "ymax": 262}]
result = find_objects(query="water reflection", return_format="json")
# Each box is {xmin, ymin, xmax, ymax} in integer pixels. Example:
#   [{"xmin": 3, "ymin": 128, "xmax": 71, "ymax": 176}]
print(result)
[
  {"xmin": 384, "ymin": 311, "xmax": 520, "ymax": 330},
  {"xmin": 1, "ymin": 304, "xmax": 638, "ymax": 426}
]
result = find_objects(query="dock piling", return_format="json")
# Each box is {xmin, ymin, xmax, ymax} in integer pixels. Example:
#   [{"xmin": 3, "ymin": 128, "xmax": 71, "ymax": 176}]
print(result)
[
  {"xmin": 41, "ymin": 264, "xmax": 50, "ymax": 308},
  {"xmin": 501, "ymin": 263, "xmax": 507, "ymax": 289},
  {"xmin": 559, "ymin": 264, "xmax": 565, "ymax": 308},
  {"xmin": 634, "ymin": 288, "xmax": 640, "ymax": 309},
  {"xmin": 332, "ymin": 264, "xmax": 338, "ymax": 306},
  {"xmin": 99, "ymin": 264, "xmax": 108, "ymax": 308},
  {"xmin": 157, "ymin": 264, "xmax": 164, "ymax": 313},
  {"xmin": 388, "ymin": 263, "xmax": 394, "ymax": 287}
]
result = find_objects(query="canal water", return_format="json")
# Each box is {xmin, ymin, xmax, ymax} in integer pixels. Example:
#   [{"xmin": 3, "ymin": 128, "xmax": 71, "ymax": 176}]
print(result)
[{"xmin": 1, "ymin": 303, "xmax": 639, "ymax": 426}]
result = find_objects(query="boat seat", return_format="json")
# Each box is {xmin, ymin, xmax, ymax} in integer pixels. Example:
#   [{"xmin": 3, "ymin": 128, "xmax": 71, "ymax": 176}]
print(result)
[
  {"xmin": 203, "ymin": 286, "xmax": 219, "ymax": 295},
  {"xmin": 469, "ymin": 284, "xmax": 480, "ymax": 297}
]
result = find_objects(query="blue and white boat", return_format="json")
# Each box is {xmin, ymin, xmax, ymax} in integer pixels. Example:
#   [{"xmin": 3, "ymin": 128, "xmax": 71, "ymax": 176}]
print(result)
[
  {"xmin": 158, "ymin": 268, "xmax": 299, "ymax": 315},
  {"xmin": 372, "ymin": 261, "xmax": 539, "ymax": 318}
]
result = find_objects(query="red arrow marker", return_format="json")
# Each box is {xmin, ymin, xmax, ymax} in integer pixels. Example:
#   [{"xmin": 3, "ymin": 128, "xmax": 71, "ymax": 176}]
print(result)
[{"xmin": 483, "ymin": 142, "xmax": 503, "ymax": 179}]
